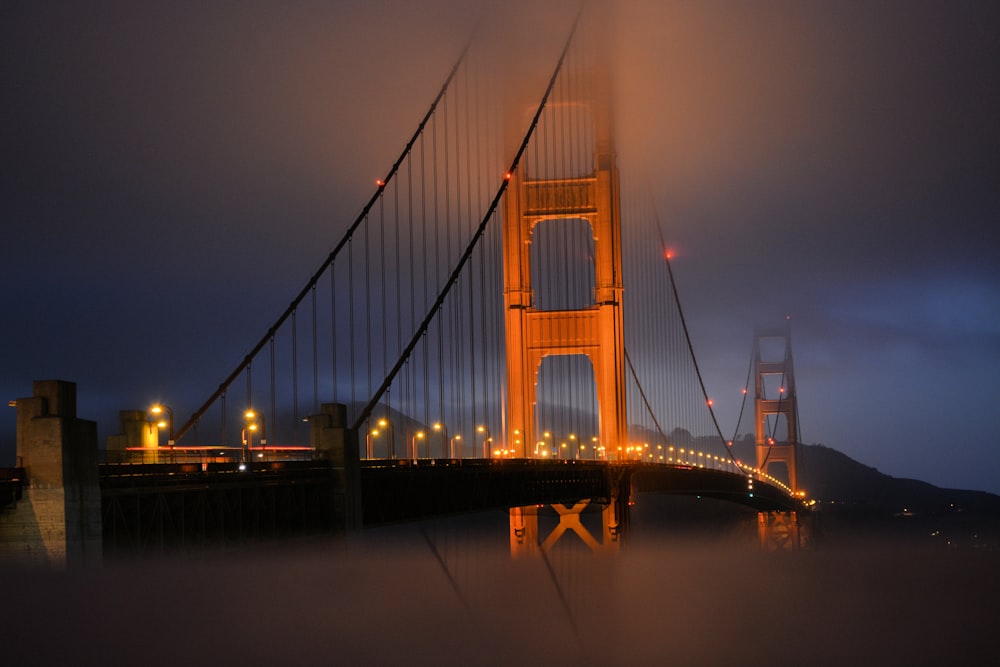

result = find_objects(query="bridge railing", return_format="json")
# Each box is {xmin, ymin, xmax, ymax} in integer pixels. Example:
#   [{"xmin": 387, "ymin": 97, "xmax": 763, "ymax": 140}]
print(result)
[{"xmin": 104, "ymin": 446, "xmax": 315, "ymax": 466}]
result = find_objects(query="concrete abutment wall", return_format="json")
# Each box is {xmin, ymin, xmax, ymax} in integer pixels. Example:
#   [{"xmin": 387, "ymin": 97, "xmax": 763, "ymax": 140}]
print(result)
[{"xmin": 0, "ymin": 380, "xmax": 102, "ymax": 567}]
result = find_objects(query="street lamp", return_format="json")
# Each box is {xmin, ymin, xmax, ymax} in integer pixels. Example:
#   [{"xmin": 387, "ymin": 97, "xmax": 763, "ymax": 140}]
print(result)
[
  {"xmin": 542, "ymin": 430, "xmax": 553, "ymax": 459},
  {"xmin": 243, "ymin": 409, "xmax": 266, "ymax": 462},
  {"xmin": 149, "ymin": 404, "xmax": 174, "ymax": 446},
  {"xmin": 377, "ymin": 418, "xmax": 395, "ymax": 459},
  {"xmin": 450, "ymin": 433, "xmax": 462, "ymax": 459},
  {"xmin": 411, "ymin": 430, "xmax": 425, "ymax": 461},
  {"xmin": 433, "ymin": 422, "xmax": 448, "ymax": 459},
  {"xmin": 366, "ymin": 427, "xmax": 380, "ymax": 459},
  {"xmin": 477, "ymin": 425, "xmax": 491, "ymax": 458}
]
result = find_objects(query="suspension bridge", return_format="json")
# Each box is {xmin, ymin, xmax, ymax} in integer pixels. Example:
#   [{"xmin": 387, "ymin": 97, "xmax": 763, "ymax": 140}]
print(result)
[{"xmin": 2, "ymin": 8, "xmax": 808, "ymax": 565}]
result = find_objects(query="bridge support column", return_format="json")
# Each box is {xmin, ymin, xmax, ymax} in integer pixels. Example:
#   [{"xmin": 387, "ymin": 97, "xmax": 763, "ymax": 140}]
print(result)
[
  {"xmin": 757, "ymin": 511, "xmax": 800, "ymax": 550},
  {"xmin": 0, "ymin": 380, "xmax": 102, "ymax": 567},
  {"xmin": 509, "ymin": 468, "xmax": 629, "ymax": 557},
  {"xmin": 310, "ymin": 403, "xmax": 362, "ymax": 531},
  {"xmin": 105, "ymin": 410, "xmax": 158, "ymax": 463},
  {"xmin": 509, "ymin": 498, "xmax": 627, "ymax": 558},
  {"xmin": 509, "ymin": 505, "xmax": 540, "ymax": 558}
]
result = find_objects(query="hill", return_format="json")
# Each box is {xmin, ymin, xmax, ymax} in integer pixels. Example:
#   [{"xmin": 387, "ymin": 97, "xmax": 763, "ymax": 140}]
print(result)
[
  {"xmin": 726, "ymin": 438, "xmax": 1000, "ymax": 515},
  {"xmin": 722, "ymin": 437, "xmax": 1000, "ymax": 549}
]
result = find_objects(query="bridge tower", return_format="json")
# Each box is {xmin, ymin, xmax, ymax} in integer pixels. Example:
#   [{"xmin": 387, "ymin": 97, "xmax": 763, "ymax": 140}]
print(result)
[
  {"xmin": 501, "ymin": 58, "xmax": 627, "ymax": 460},
  {"xmin": 753, "ymin": 322, "xmax": 802, "ymax": 549},
  {"xmin": 753, "ymin": 322, "xmax": 800, "ymax": 490}
]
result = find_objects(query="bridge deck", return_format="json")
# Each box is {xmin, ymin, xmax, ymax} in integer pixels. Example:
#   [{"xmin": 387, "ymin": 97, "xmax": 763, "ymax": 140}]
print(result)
[
  {"xmin": 359, "ymin": 459, "xmax": 620, "ymax": 524},
  {"xmin": 6, "ymin": 460, "xmax": 798, "ymax": 557}
]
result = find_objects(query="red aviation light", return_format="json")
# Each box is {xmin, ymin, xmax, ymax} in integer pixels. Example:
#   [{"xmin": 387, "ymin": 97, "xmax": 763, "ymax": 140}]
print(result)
[{"xmin": 375, "ymin": 179, "xmax": 385, "ymax": 187}]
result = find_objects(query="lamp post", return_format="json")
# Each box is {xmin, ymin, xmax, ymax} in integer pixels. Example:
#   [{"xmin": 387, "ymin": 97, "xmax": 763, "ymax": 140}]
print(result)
[
  {"xmin": 542, "ymin": 431, "xmax": 553, "ymax": 459},
  {"xmin": 477, "ymin": 425, "xmax": 490, "ymax": 458},
  {"xmin": 432, "ymin": 422, "xmax": 448, "ymax": 459},
  {"xmin": 377, "ymin": 418, "xmax": 394, "ymax": 459},
  {"xmin": 366, "ymin": 427, "xmax": 379, "ymax": 459},
  {"xmin": 243, "ymin": 410, "xmax": 265, "ymax": 462},
  {"xmin": 411, "ymin": 430, "xmax": 425, "ymax": 461},
  {"xmin": 241, "ymin": 416, "xmax": 253, "ymax": 464},
  {"xmin": 149, "ymin": 404, "xmax": 174, "ymax": 446},
  {"xmin": 450, "ymin": 434, "xmax": 462, "ymax": 459}
]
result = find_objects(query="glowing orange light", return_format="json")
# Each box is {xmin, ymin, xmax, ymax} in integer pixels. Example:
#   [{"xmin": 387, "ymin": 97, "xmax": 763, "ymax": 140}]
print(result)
[
  {"xmin": 376, "ymin": 179, "xmax": 385, "ymax": 187},
  {"xmin": 664, "ymin": 249, "xmax": 674, "ymax": 260},
  {"xmin": 706, "ymin": 399, "xmax": 713, "ymax": 407},
  {"xmin": 741, "ymin": 388, "xmax": 747, "ymax": 395},
  {"xmin": 504, "ymin": 172, "xmax": 512, "ymax": 180}
]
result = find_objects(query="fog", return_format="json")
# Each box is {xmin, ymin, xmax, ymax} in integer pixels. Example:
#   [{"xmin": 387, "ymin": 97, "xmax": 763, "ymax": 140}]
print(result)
[{"xmin": 2, "ymin": 509, "xmax": 996, "ymax": 666}]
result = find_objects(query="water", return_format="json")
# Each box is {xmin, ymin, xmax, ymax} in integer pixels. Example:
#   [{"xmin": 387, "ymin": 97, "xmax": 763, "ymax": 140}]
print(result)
[{"xmin": 1, "ymin": 497, "xmax": 995, "ymax": 666}]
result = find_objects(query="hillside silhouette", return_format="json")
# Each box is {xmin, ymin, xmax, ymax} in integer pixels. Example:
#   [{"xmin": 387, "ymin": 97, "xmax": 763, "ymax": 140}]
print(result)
[{"xmin": 721, "ymin": 436, "xmax": 1000, "ymax": 549}]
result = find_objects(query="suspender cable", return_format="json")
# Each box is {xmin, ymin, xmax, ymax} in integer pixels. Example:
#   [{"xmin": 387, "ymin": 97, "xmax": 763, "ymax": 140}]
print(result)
[
  {"xmin": 291, "ymin": 308, "xmax": 299, "ymax": 443},
  {"xmin": 312, "ymin": 286, "xmax": 318, "ymax": 416},
  {"xmin": 172, "ymin": 37, "xmax": 476, "ymax": 443},
  {"xmin": 353, "ymin": 6, "xmax": 585, "ymax": 432}
]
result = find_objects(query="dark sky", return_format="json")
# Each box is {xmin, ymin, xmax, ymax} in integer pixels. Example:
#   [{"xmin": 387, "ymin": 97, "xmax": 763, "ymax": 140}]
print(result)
[{"xmin": 3, "ymin": 1, "xmax": 998, "ymax": 494}]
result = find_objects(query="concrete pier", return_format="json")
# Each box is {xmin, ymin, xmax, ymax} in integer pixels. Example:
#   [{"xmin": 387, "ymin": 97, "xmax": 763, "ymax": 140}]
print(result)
[
  {"xmin": 0, "ymin": 380, "xmax": 102, "ymax": 567},
  {"xmin": 309, "ymin": 403, "xmax": 362, "ymax": 531}
]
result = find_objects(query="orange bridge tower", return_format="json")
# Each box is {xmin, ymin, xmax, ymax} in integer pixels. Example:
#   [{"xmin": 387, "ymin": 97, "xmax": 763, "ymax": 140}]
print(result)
[
  {"xmin": 501, "ymin": 61, "xmax": 627, "ymax": 460},
  {"xmin": 754, "ymin": 321, "xmax": 802, "ymax": 549}
]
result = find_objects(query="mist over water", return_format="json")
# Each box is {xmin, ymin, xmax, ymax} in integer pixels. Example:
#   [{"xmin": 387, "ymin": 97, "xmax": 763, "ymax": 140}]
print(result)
[{"xmin": 2, "ymin": 501, "xmax": 995, "ymax": 666}]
